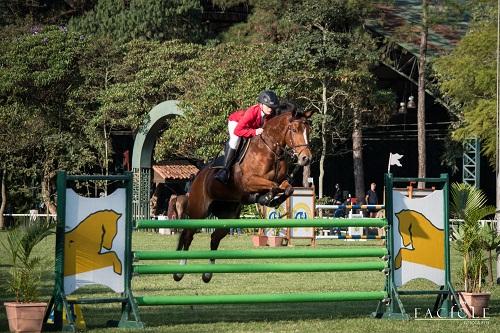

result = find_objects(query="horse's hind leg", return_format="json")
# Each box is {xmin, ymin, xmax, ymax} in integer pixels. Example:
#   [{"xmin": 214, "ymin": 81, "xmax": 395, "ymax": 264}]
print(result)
[
  {"xmin": 202, "ymin": 228, "xmax": 230, "ymax": 283},
  {"xmin": 173, "ymin": 229, "xmax": 195, "ymax": 282}
]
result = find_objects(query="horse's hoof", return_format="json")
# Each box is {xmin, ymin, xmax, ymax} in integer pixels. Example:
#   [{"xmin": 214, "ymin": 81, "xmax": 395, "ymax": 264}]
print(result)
[
  {"xmin": 173, "ymin": 273, "xmax": 184, "ymax": 282},
  {"xmin": 285, "ymin": 187, "xmax": 294, "ymax": 196},
  {"xmin": 202, "ymin": 273, "xmax": 212, "ymax": 283}
]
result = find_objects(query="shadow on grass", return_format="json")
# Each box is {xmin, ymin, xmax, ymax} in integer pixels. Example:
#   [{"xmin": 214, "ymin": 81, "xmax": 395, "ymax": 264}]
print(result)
[
  {"xmin": 80, "ymin": 294, "xmax": 500, "ymax": 330},
  {"xmin": 83, "ymin": 300, "xmax": 382, "ymax": 329}
]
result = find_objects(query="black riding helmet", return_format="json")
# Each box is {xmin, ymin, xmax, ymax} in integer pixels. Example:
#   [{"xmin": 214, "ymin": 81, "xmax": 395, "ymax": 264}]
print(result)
[{"xmin": 257, "ymin": 90, "xmax": 279, "ymax": 109}]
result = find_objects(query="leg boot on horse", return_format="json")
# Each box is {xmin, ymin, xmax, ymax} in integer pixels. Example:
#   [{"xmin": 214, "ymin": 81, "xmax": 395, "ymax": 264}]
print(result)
[
  {"xmin": 173, "ymin": 229, "xmax": 194, "ymax": 282},
  {"xmin": 202, "ymin": 228, "xmax": 230, "ymax": 283}
]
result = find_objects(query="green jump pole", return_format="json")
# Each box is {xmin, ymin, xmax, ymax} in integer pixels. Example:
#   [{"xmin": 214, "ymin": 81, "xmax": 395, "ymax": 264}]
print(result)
[
  {"xmin": 133, "ymin": 262, "xmax": 386, "ymax": 274},
  {"xmin": 134, "ymin": 248, "xmax": 388, "ymax": 260},
  {"xmin": 136, "ymin": 291, "xmax": 388, "ymax": 306},
  {"xmin": 135, "ymin": 218, "xmax": 387, "ymax": 229}
]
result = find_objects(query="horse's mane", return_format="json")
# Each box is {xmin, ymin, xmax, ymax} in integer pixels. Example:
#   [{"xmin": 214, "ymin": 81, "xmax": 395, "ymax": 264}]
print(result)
[{"xmin": 263, "ymin": 102, "xmax": 302, "ymax": 128}]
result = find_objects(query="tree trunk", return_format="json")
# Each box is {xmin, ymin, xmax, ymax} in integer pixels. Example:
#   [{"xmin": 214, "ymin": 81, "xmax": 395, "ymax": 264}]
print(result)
[
  {"xmin": 0, "ymin": 168, "xmax": 6, "ymax": 229},
  {"xmin": 318, "ymin": 82, "xmax": 328, "ymax": 217},
  {"xmin": 352, "ymin": 108, "xmax": 365, "ymax": 201},
  {"xmin": 417, "ymin": 0, "xmax": 428, "ymax": 189},
  {"xmin": 319, "ymin": 81, "xmax": 328, "ymax": 199},
  {"xmin": 42, "ymin": 172, "xmax": 57, "ymax": 216},
  {"xmin": 302, "ymin": 165, "xmax": 311, "ymax": 188}
]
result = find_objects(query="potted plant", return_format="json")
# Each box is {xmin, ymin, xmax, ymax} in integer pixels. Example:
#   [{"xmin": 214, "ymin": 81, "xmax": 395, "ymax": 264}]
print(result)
[
  {"xmin": 450, "ymin": 183, "xmax": 496, "ymax": 318},
  {"xmin": 267, "ymin": 228, "xmax": 286, "ymax": 247},
  {"xmin": 1, "ymin": 219, "xmax": 55, "ymax": 333},
  {"xmin": 251, "ymin": 228, "xmax": 268, "ymax": 247}
]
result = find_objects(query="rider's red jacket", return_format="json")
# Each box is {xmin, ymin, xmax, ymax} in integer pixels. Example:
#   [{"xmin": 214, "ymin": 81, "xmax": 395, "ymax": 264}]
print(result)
[{"xmin": 228, "ymin": 104, "xmax": 266, "ymax": 138}]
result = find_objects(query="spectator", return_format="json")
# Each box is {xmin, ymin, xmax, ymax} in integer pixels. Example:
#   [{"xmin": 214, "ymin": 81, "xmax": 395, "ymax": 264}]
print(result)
[
  {"xmin": 333, "ymin": 184, "xmax": 344, "ymax": 218},
  {"xmin": 365, "ymin": 182, "xmax": 378, "ymax": 218}
]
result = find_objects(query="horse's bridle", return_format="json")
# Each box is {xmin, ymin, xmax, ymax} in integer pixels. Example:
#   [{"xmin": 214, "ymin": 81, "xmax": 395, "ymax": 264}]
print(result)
[
  {"xmin": 258, "ymin": 118, "xmax": 311, "ymax": 183},
  {"xmin": 259, "ymin": 119, "xmax": 311, "ymax": 160},
  {"xmin": 285, "ymin": 120, "xmax": 311, "ymax": 158}
]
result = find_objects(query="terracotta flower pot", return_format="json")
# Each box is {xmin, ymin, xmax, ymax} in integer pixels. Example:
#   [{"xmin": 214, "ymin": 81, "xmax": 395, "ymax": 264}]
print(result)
[
  {"xmin": 267, "ymin": 236, "xmax": 284, "ymax": 247},
  {"xmin": 458, "ymin": 292, "xmax": 491, "ymax": 319},
  {"xmin": 4, "ymin": 302, "xmax": 48, "ymax": 333},
  {"xmin": 251, "ymin": 235, "xmax": 268, "ymax": 247}
]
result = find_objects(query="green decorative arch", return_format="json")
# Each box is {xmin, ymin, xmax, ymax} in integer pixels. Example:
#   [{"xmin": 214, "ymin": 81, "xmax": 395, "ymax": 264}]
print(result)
[{"xmin": 132, "ymin": 100, "xmax": 182, "ymax": 218}]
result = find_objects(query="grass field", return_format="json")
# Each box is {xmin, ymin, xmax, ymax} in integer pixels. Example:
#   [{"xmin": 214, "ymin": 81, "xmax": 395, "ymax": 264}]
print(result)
[{"xmin": 0, "ymin": 230, "xmax": 499, "ymax": 333}]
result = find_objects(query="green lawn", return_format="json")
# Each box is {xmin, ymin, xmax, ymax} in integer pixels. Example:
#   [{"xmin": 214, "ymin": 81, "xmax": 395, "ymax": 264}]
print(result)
[{"xmin": 1, "ymin": 231, "xmax": 499, "ymax": 333}]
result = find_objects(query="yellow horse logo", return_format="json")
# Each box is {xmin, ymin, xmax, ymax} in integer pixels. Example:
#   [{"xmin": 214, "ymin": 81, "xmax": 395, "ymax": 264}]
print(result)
[
  {"xmin": 394, "ymin": 210, "xmax": 444, "ymax": 270},
  {"xmin": 64, "ymin": 210, "xmax": 123, "ymax": 276}
]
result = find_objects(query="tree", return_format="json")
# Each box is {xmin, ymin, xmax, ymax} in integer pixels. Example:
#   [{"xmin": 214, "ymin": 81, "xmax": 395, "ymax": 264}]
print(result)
[
  {"xmin": 69, "ymin": 0, "xmax": 205, "ymax": 43},
  {"xmin": 417, "ymin": 0, "xmax": 429, "ymax": 188},
  {"xmin": 434, "ymin": 7, "xmax": 497, "ymax": 165},
  {"xmin": 0, "ymin": 26, "xmax": 93, "ymax": 216},
  {"xmin": 433, "ymin": 0, "xmax": 499, "ymax": 284},
  {"xmin": 156, "ymin": 42, "xmax": 282, "ymax": 161},
  {"xmin": 385, "ymin": 0, "xmax": 468, "ymax": 186},
  {"xmin": 69, "ymin": 38, "xmax": 202, "ymax": 180},
  {"xmin": 216, "ymin": 0, "xmax": 294, "ymax": 44},
  {"xmin": 0, "ymin": 1, "xmax": 96, "ymax": 26},
  {"xmin": 275, "ymin": 0, "xmax": 394, "ymax": 200}
]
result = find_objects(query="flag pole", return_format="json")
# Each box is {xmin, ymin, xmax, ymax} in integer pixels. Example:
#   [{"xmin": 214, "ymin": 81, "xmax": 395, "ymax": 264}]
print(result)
[{"xmin": 387, "ymin": 153, "xmax": 392, "ymax": 173}]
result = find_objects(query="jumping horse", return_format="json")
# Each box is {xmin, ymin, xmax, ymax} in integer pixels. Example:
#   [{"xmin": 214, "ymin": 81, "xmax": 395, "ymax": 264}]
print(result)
[{"xmin": 175, "ymin": 103, "xmax": 313, "ymax": 282}]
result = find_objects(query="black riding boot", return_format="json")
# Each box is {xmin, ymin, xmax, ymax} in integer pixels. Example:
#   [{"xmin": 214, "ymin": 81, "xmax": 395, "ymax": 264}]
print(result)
[{"xmin": 214, "ymin": 148, "xmax": 237, "ymax": 184}]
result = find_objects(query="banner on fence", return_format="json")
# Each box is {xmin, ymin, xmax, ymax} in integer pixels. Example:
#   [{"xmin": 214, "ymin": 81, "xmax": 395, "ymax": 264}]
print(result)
[
  {"xmin": 64, "ymin": 189, "xmax": 126, "ymax": 294},
  {"xmin": 289, "ymin": 188, "xmax": 315, "ymax": 239},
  {"xmin": 392, "ymin": 190, "xmax": 445, "ymax": 287}
]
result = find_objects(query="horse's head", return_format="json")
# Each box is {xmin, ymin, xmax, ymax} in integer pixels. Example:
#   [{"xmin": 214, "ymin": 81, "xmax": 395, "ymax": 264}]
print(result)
[{"xmin": 281, "ymin": 104, "xmax": 313, "ymax": 166}]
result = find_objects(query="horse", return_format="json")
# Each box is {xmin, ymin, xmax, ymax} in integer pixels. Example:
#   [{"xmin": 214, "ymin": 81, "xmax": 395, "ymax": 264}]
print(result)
[
  {"xmin": 175, "ymin": 103, "xmax": 313, "ymax": 282},
  {"xmin": 167, "ymin": 194, "xmax": 188, "ymax": 220}
]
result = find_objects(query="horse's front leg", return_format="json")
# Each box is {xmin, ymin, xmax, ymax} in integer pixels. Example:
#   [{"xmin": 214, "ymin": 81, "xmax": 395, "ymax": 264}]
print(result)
[
  {"xmin": 241, "ymin": 174, "xmax": 282, "ymax": 193},
  {"xmin": 267, "ymin": 180, "xmax": 295, "ymax": 207},
  {"xmin": 202, "ymin": 228, "xmax": 230, "ymax": 283}
]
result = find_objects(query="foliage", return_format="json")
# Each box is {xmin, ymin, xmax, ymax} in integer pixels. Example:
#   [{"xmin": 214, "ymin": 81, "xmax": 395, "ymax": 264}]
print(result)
[
  {"xmin": 155, "ymin": 42, "xmax": 282, "ymax": 161},
  {"xmin": 0, "ymin": 1, "xmax": 95, "ymax": 26},
  {"xmin": 69, "ymin": 0, "xmax": 205, "ymax": 43},
  {"xmin": 434, "ymin": 1, "xmax": 497, "ymax": 166},
  {"xmin": 69, "ymin": 38, "xmax": 202, "ymax": 173},
  {"xmin": 0, "ymin": 26, "xmax": 95, "ymax": 210},
  {"xmin": 0, "ymin": 218, "xmax": 55, "ymax": 302},
  {"xmin": 479, "ymin": 222, "xmax": 500, "ymax": 284},
  {"xmin": 271, "ymin": 0, "xmax": 393, "ymax": 198},
  {"xmin": 450, "ymin": 182, "xmax": 496, "ymax": 292},
  {"xmin": 275, "ymin": 0, "xmax": 394, "ymax": 154},
  {"xmin": 218, "ymin": 0, "xmax": 294, "ymax": 44}
]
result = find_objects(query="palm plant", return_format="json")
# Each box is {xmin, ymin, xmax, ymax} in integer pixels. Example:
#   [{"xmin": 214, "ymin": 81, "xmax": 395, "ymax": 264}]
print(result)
[
  {"xmin": 1, "ymin": 219, "xmax": 55, "ymax": 302},
  {"xmin": 450, "ymin": 183, "xmax": 496, "ymax": 293},
  {"xmin": 479, "ymin": 222, "xmax": 500, "ymax": 284}
]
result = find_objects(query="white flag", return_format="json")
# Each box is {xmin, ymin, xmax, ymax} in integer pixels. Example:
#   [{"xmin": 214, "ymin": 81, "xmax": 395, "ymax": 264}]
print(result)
[
  {"xmin": 389, "ymin": 153, "xmax": 403, "ymax": 167},
  {"xmin": 388, "ymin": 153, "xmax": 403, "ymax": 172}
]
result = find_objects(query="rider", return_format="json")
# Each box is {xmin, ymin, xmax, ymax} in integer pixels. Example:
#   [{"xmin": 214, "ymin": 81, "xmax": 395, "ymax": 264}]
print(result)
[{"xmin": 214, "ymin": 90, "xmax": 280, "ymax": 184}]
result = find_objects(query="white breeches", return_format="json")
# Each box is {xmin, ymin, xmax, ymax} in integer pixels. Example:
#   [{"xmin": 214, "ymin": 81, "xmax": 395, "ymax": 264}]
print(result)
[{"xmin": 228, "ymin": 120, "xmax": 240, "ymax": 149}]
